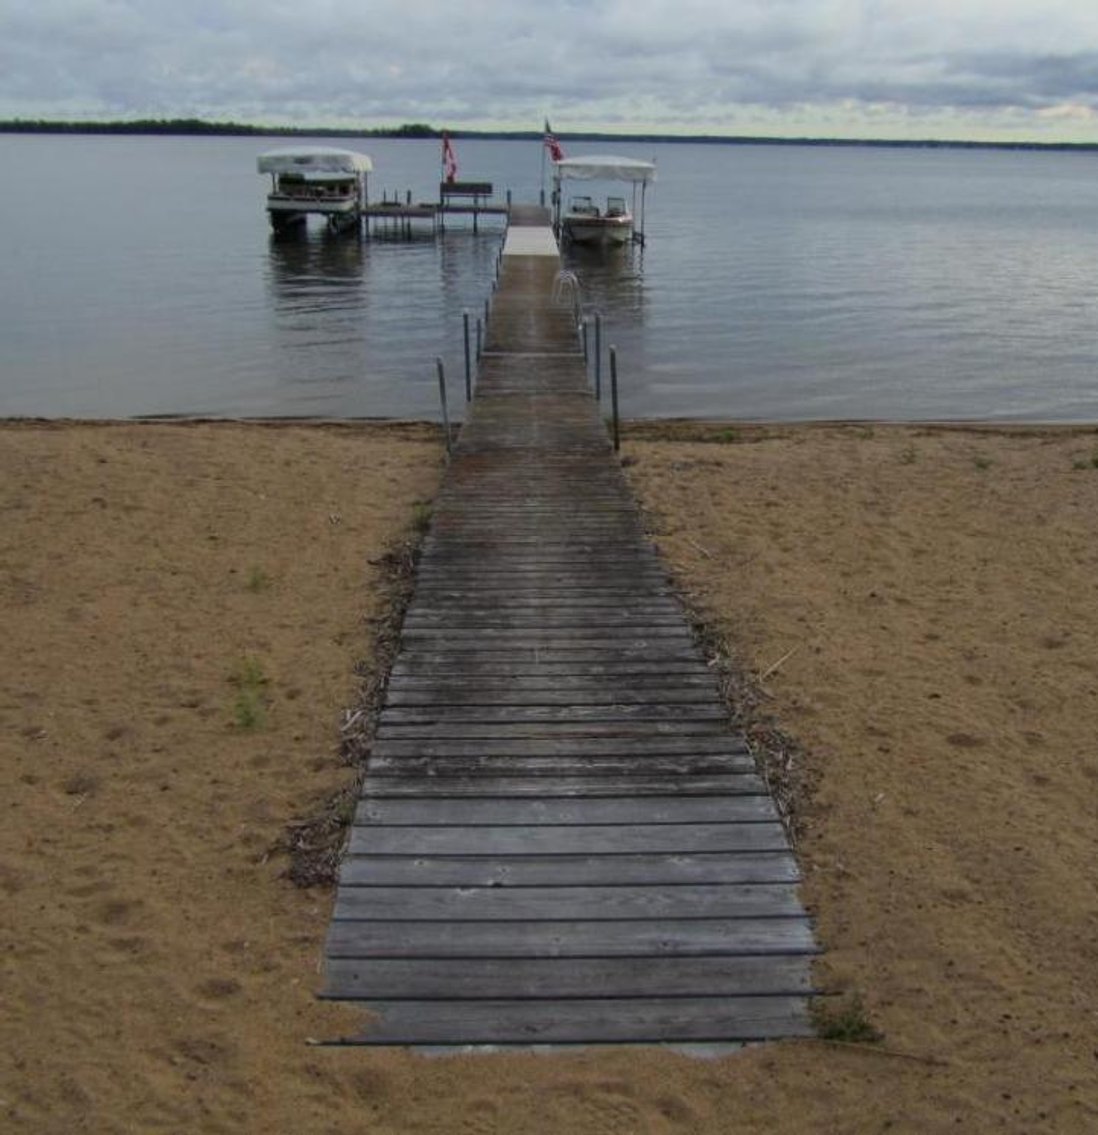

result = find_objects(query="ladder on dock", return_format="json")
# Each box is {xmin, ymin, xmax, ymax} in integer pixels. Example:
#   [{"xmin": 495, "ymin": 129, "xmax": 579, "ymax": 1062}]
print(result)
[{"xmin": 321, "ymin": 208, "xmax": 817, "ymax": 1047}]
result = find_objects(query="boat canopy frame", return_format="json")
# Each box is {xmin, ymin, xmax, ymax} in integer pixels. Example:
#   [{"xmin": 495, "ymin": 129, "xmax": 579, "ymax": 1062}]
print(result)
[{"xmin": 551, "ymin": 155, "xmax": 656, "ymax": 244}]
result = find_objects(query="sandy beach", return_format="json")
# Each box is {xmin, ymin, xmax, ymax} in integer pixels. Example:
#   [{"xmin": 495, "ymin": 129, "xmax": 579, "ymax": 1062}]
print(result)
[{"xmin": 2, "ymin": 420, "xmax": 1097, "ymax": 1133}]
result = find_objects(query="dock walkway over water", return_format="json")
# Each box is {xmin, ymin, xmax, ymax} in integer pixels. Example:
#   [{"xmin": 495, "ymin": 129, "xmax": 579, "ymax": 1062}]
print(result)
[{"xmin": 322, "ymin": 207, "xmax": 817, "ymax": 1046}]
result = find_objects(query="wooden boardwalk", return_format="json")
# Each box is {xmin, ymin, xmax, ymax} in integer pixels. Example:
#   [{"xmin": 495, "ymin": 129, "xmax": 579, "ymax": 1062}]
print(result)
[{"xmin": 322, "ymin": 208, "xmax": 817, "ymax": 1046}]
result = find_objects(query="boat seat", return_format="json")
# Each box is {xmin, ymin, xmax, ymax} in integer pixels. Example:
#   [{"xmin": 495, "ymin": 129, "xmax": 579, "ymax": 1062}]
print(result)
[{"xmin": 606, "ymin": 196, "xmax": 627, "ymax": 217}]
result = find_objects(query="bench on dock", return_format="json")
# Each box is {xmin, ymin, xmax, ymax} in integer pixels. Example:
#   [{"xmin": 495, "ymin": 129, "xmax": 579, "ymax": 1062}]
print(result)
[
  {"xmin": 438, "ymin": 181, "xmax": 504, "ymax": 232},
  {"xmin": 439, "ymin": 180, "xmax": 494, "ymax": 207}
]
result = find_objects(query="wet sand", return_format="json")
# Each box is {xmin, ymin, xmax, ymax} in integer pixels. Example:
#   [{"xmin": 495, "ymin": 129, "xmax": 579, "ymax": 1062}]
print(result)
[{"xmin": 2, "ymin": 420, "xmax": 1096, "ymax": 1133}]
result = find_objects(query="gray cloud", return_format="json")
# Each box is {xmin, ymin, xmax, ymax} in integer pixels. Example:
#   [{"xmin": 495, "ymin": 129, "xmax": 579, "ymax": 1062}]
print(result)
[{"xmin": 1, "ymin": 1, "xmax": 1097, "ymax": 139}]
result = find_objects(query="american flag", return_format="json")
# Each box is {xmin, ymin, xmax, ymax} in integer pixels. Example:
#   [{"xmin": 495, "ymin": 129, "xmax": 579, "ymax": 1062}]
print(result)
[
  {"xmin": 543, "ymin": 119, "xmax": 564, "ymax": 162},
  {"xmin": 441, "ymin": 131, "xmax": 458, "ymax": 182}
]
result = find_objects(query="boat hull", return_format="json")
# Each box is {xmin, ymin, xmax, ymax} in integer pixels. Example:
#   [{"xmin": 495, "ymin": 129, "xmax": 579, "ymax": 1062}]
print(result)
[
  {"xmin": 562, "ymin": 215, "xmax": 634, "ymax": 247},
  {"xmin": 266, "ymin": 195, "xmax": 358, "ymax": 217}
]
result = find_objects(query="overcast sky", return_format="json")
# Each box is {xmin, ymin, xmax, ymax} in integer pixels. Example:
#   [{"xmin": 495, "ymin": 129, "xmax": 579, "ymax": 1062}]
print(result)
[{"xmin": 2, "ymin": 1, "xmax": 1098, "ymax": 141}]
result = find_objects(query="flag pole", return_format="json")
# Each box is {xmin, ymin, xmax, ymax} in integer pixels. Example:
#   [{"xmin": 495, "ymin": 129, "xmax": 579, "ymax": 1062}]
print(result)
[{"xmin": 540, "ymin": 124, "xmax": 547, "ymax": 207}]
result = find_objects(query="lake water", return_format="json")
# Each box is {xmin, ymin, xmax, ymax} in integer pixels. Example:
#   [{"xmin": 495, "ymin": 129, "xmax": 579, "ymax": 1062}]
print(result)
[{"xmin": 2, "ymin": 134, "xmax": 1097, "ymax": 421}]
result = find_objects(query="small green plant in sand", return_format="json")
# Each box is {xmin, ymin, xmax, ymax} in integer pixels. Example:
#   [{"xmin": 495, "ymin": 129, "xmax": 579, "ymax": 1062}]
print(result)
[
  {"xmin": 812, "ymin": 994, "xmax": 884, "ymax": 1044},
  {"xmin": 230, "ymin": 656, "xmax": 269, "ymax": 730},
  {"xmin": 411, "ymin": 501, "xmax": 433, "ymax": 535},
  {"xmin": 245, "ymin": 565, "xmax": 271, "ymax": 592},
  {"xmin": 899, "ymin": 445, "xmax": 918, "ymax": 465},
  {"xmin": 714, "ymin": 427, "xmax": 739, "ymax": 444},
  {"xmin": 973, "ymin": 455, "xmax": 992, "ymax": 471}
]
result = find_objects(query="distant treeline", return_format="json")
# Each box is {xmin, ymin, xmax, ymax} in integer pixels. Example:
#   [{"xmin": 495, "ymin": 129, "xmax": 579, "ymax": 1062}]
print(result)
[
  {"xmin": 0, "ymin": 118, "xmax": 440, "ymax": 138},
  {"xmin": 2, "ymin": 117, "xmax": 1097, "ymax": 152}
]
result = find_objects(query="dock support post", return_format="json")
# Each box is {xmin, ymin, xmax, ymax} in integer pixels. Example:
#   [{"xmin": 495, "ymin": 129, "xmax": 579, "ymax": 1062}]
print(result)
[
  {"xmin": 476, "ymin": 318, "xmax": 482, "ymax": 362},
  {"xmin": 463, "ymin": 311, "xmax": 472, "ymax": 402},
  {"xmin": 610, "ymin": 345, "xmax": 620, "ymax": 453},
  {"xmin": 582, "ymin": 318, "xmax": 589, "ymax": 365},
  {"xmin": 436, "ymin": 357, "xmax": 453, "ymax": 456},
  {"xmin": 594, "ymin": 312, "xmax": 603, "ymax": 402}
]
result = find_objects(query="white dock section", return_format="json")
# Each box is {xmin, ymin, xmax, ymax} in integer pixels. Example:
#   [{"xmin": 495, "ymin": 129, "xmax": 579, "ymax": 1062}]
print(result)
[{"xmin": 502, "ymin": 226, "xmax": 560, "ymax": 258}]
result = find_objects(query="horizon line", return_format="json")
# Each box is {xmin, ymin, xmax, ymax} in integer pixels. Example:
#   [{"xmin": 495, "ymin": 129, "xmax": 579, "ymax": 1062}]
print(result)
[{"xmin": 2, "ymin": 117, "xmax": 1097, "ymax": 152}]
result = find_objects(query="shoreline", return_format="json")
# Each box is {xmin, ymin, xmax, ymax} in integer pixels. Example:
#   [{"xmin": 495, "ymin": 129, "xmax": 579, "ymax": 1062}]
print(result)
[{"xmin": 3, "ymin": 419, "xmax": 1096, "ymax": 1132}]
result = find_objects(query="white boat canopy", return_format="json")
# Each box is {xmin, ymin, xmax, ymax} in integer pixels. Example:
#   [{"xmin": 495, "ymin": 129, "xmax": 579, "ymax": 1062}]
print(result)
[
  {"xmin": 551, "ymin": 155, "xmax": 656, "ymax": 184},
  {"xmin": 257, "ymin": 147, "xmax": 374, "ymax": 176}
]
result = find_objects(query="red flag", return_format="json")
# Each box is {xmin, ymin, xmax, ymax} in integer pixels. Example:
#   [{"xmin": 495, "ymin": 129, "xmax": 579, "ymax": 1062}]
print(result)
[
  {"xmin": 442, "ymin": 131, "xmax": 458, "ymax": 183},
  {"xmin": 543, "ymin": 119, "xmax": 564, "ymax": 162}
]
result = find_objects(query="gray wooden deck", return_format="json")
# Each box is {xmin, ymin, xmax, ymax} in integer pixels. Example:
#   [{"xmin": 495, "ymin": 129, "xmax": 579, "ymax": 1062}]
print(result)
[{"xmin": 321, "ymin": 211, "xmax": 817, "ymax": 1046}]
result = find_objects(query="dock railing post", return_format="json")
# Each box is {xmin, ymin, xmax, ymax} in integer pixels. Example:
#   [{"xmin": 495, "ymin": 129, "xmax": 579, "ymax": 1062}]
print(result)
[
  {"xmin": 610, "ymin": 345, "xmax": 621, "ymax": 453},
  {"xmin": 436, "ymin": 357, "xmax": 453, "ymax": 456},
  {"xmin": 463, "ymin": 311, "xmax": 472, "ymax": 402},
  {"xmin": 594, "ymin": 312, "xmax": 603, "ymax": 402}
]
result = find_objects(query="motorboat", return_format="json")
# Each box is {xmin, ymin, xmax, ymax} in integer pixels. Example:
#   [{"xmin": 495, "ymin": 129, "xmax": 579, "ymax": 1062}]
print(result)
[
  {"xmin": 561, "ymin": 194, "xmax": 634, "ymax": 247},
  {"xmin": 551, "ymin": 155, "xmax": 657, "ymax": 247},
  {"xmin": 256, "ymin": 147, "xmax": 373, "ymax": 233}
]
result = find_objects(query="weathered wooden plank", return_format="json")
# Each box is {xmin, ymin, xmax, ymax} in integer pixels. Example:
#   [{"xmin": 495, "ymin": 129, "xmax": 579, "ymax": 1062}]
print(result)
[
  {"xmin": 370, "ymin": 734, "xmax": 750, "ymax": 757},
  {"xmin": 323, "ymin": 955, "xmax": 813, "ymax": 1001},
  {"xmin": 326, "ymin": 917, "xmax": 817, "ymax": 959},
  {"xmin": 384, "ymin": 686, "xmax": 721, "ymax": 708},
  {"xmin": 356, "ymin": 796, "xmax": 774, "ymax": 826},
  {"xmin": 389, "ymin": 660, "xmax": 713, "ymax": 679},
  {"xmin": 387, "ymin": 672, "xmax": 717, "ymax": 689},
  {"xmin": 406, "ymin": 604, "xmax": 684, "ymax": 620},
  {"xmin": 404, "ymin": 631, "xmax": 694, "ymax": 649},
  {"xmin": 368, "ymin": 755, "xmax": 755, "ymax": 778},
  {"xmin": 361, "ymin": 774, "xmax": 768, "ymax": 798},
  {"xmin": 402, "ymin": 612, "xmax": 687, "ymax": 630},
  {"xmin": 337, "ymin": 851, "xmax": 802, "ymax": 887},
  {"xmin": 334, "ymin": 883, "xmax": 802, "ymax": 922},
  {"xmin": 410, "ymin": 589, "xmax": 679, "ymax": 603},
  {"xmin": 379, "ymin": 704, "xmax": 727, "ymax": 725},
  {"xmin": 375, "ymin": 720, "xmax": 732, "ymax": 740},
  {"xmin": 347, "ymin": 822, "xmax": 790, "ymax": 857},
  {"xmin": 335, "ymin": 996, "xmax": 813, "ymax": 1044},
  {"xmin": 412, "ymin": 572, "xmax": 670, "ymax": 587},
  {"xmin": 390, "ymin": 646, "xmax": 706, "ymax": 665}
]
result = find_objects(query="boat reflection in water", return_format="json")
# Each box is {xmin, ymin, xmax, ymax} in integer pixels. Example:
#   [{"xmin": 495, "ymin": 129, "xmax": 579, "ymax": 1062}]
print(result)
[{"xmin": 263, "ymin": 229, "xmax": 372, "ymax": 409}]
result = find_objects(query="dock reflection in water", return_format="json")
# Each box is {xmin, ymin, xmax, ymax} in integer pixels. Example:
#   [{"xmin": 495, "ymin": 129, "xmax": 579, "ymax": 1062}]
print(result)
[{"xmin": 563, "ymin": 242, "xmax": 648, "ymax": 392}]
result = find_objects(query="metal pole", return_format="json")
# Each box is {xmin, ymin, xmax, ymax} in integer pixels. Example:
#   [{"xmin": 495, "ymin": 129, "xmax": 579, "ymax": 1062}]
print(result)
[
  {"xmin": 610, "ymin": 346, "xmax": 620, "ymax": 453},
  {"xmin": 436, "ymin": 357, "xmax": 452, "ymax": 455},
  {"xmin": 476, "ymin": 317, "xmax": 482, "ymax": 361},
  {"xmin": 463, "ymin": 311, "xmax": 472, "ymax": 402},
  {"xmin": 582, "ymin": 318, "xmax": 589, "ymax": 365},
  {"xmin": 484, "ymin": 297, "xmax": 490, "ymax": 329},
  {"xmin": 594, "ymin": 312, "xmax": 602, "ymax": 402}
]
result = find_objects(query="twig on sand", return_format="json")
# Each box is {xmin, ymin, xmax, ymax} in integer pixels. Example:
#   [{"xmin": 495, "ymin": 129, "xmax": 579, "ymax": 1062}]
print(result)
[
  {"xmin": 685, "ymin": 536, "xmax": 713, "ymax": 559},
  {"xmin": 760, "ymin": 645, "xmax": 799, "ymax": 682},
  {"xmin": 796, "ymin": 1037, "xmax": 951, "ymax": 1067}
]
